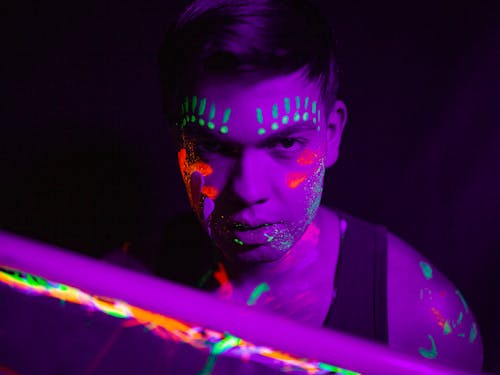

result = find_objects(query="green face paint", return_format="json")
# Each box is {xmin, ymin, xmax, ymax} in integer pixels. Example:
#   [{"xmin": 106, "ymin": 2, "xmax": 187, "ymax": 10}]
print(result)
[
  {"xmin": 256, "ymin": 108, "xmax": 264, "ymax": 124},
  {"xmin": 284, "ymin": 97, "xmax": 291, "ymax": 114},
  {"xmin": 222, "ymin": 108, "xmax": 231, "ymax": 124},
  {"xmin": 199, "ymin": 97, "xmax": 207, "ymax": 116},
  {"xmin": 272, "ymin": 104, "xmax": 279, "ymax": 119},
  {"xmin": 419, "ymin": 335, "xmax": 438, "ymax": 359}
]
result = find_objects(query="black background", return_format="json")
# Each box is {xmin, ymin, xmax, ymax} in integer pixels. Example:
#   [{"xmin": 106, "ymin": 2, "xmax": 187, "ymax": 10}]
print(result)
[{"xmin": 1, "ymin": 0, "xmax": 499, "ymax": 371}]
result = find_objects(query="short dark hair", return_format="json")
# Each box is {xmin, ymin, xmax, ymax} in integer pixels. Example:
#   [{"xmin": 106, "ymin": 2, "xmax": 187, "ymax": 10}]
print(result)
[{"xmin": 158, "ymin": 0, "xmax": 339, "ymax": 127}]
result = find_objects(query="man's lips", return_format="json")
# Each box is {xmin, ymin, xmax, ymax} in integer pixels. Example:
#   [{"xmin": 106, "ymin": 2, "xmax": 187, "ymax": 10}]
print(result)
[{"xmin": 231, "ymin": 222, "xmax": 273, "ymax": 231}]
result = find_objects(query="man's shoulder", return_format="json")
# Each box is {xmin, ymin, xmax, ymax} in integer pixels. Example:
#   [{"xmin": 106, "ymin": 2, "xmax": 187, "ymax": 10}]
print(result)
[{"xmin": 386, "ymin": 232, "xmax": 483, "ymax": 371}]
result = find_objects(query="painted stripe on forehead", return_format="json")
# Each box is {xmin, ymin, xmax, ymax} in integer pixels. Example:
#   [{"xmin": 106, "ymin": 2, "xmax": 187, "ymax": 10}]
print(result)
[
  {"xmin": 199, "ymin": 98, "xmax": 207, "ymax": 116},
  {"xmin": 209, "ymin": 103, "xmax": 216, "ymax": 120},
  {"xmin": 192, "ymin": 96, "xmax": 197, "ymax": 112},
  {"xmin": 222, "ymin": 108, "xmax": 231, "ymax": 124},
  {"xmin": 284, "ymin": 97, "xmax": 291, "ymax": 114},
  {"xmin": 256, "ymin": 108, "xmax": 264, "ymax": 124}
]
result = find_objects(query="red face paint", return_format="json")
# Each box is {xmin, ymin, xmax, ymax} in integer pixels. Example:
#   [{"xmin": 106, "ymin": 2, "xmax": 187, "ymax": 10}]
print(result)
[{"xmin": 286, "ymin": 172, "xmax": 308, "ymax": 189}]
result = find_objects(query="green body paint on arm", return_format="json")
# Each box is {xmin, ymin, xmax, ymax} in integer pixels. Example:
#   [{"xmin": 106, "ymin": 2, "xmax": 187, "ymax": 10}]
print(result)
[
  {"xmin": 456, "ymin": 290, "xmax": 469, "ymax": 313},
  {"xmin": 247, "ymin": 282, "xmax": 270, "ymax": 305},
  {"xmin": 419, "ymin": 261, "xmax": 433, "ymax": 280},
  {"xmin": 419, "ymin": 335, "xmax": 438, "ymax": 359}
]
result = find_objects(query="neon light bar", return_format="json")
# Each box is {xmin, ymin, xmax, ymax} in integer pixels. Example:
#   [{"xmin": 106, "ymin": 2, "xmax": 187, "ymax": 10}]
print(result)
[{"xmin": 0, "ymin": 231, "xmax": 477, "ymax": 375}]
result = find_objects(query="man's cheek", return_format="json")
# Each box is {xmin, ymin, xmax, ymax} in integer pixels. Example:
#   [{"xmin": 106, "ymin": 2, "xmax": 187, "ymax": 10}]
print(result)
[{"xmin": 284, "ymin": 148, "xmax": 324, "ymax": 190}]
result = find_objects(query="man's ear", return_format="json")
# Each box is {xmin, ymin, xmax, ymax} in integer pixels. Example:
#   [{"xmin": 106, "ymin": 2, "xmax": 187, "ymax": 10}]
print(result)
[{"xmin": 325, "ymin": 100, "xmax": 347, "ymax": 168}]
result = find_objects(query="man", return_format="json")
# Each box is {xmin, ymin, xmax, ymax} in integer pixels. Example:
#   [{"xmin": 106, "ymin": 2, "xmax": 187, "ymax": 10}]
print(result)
[{"xmin": 156, "ymin": 0, "xmax": 483, "ymax": 371}]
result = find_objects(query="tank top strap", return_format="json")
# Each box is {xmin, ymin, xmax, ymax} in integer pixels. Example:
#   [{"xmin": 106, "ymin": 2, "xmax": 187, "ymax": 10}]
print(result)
[{"xmin": 323, "ymin": 209, "xmax": 388, "ymax": 343}]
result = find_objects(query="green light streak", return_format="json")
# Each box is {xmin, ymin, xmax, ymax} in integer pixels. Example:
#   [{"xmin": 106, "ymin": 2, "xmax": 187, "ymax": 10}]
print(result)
[
  {"xmin": 199, "ymin": 98, "xmax": 207, "ymax": 115},
  {"xmin": 247, "ymin": 283, "xmax": 270, "ymax": 306},
  {"xmin": 419, "ymin": 261, "xmax": 433, "ymax": 280},
  {"xmin": 284, "ymin": 97, "xmax": 290, "ymax": 113},
  {"xmin": 294, "ymin": 113, "xmax": 301, "ymax": 122},
  {"xmin": 282, "ymin": 115, "xmax": 289, "ymax": 125},
  {"xmin": 318, "ymin": 363, "xmax": 360, "ymax": 375},
  {"xmin": 272, "ymin": 104, "xmax": 279, "ymax": 119},
  {"xmin": 222, "ymin": 108, "xmax": 231, "ymax": 124},
  {"xmin": 305, "ymin": 97, "xmax": 310, "ymax": 110},
  {"xmin": 303, "ymin": 112, "xmax": 309, "ymax": 121},
  {"xmin": 295, "ymin": 96, "xmax": 300, "ymax": 110},
  {"xmin": 312, "ymin": 101, "xmax": 317, "ymax": 114},
  {"xmin": 419, "ymin": 335, "xmax": 438, "ymax": 359},
  {"xmin": 191, "ymin": 115, "xmax": 196, "ymax": 123},
  {"xmin": 318, "ymin": 109, "xmax": 321, "ymax": 122},
  {"xmin": 256, "ymin": 108, "xmax": 264, "ymax": 124},
  {"xmin": 457, "ymin": 311, "xmax": 463, "ymax": 325}
]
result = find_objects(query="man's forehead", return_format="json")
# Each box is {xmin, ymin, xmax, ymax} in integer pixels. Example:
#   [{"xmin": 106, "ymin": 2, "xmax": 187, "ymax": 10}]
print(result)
[{"xmin": 178, "ymin": 72, "xmax": 323, "ymax": 139}]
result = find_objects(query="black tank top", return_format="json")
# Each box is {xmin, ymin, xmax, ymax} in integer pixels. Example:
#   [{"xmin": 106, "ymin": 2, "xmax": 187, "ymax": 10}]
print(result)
[{"xmin": 323, "ymin": 209, "xmax": 389, "ymax": 344}]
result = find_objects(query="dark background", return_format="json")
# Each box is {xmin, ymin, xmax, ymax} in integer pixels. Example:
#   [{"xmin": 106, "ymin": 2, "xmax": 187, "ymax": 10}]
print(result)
[{"xmin": 1, "ymin": 0, "xmax": 499, "ymax": 372}]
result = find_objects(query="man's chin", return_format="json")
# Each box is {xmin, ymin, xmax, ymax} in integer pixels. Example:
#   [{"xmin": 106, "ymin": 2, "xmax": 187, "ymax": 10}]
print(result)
[{"xmin": 218, "ymin": 242, "xmax": 291, "ymax": 265}]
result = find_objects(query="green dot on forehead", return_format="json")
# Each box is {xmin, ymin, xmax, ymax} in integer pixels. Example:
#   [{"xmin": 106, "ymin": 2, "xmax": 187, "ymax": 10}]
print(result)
[{"xmin": 256, "ymin": 108, "xmax": 264, "ymax": 124}]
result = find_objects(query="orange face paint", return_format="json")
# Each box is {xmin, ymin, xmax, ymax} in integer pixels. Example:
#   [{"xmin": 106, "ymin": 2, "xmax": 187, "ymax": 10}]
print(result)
[
  {"xmin": 297, "ymin": 149, "xmax": 319, "ymax": 166},
  {"xmin": 286, "ymin": 172, "xmax": 308, "ymax": 189},
  {"xmin": 201, "ymin": 186, "xmax": 219, "ymax": 200}
]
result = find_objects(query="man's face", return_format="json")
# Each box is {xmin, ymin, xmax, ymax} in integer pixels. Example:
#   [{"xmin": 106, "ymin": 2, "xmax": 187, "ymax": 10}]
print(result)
[{"xmin": 177, "ymin": 71, "xmax": 340, "ymax": 266}]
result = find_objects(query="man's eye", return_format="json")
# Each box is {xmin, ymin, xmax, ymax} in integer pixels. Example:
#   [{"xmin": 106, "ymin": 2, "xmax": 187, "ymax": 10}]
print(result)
[
  {"xmin": 274, "ymin": 138, "xmax": 305, "ymax": 151},
  {"xmin": 199, "ymin": 140, "xmax": 222, "ymax": 152}
]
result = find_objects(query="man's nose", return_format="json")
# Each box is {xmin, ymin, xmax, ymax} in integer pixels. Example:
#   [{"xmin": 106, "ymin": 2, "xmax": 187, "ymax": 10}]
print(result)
[{"xmin": 231, "ymin": 149, "xmax": 269, "ymax": 206}]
